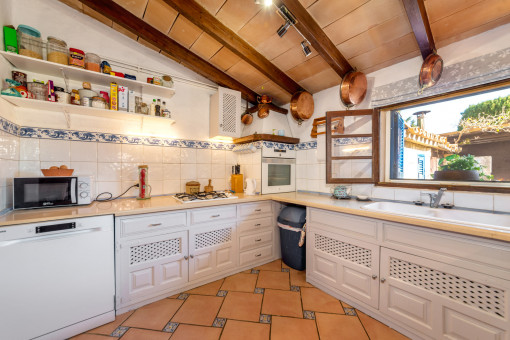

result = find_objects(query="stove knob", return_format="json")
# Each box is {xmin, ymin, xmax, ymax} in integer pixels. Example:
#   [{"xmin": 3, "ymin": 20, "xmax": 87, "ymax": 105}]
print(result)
[
  {"xmin": 79, "ymin": 182, "xmax": 89, "ymax": 189},
  {"xmin": 80, "ymin": 192, "xmax": 89, "ymax": 198}
]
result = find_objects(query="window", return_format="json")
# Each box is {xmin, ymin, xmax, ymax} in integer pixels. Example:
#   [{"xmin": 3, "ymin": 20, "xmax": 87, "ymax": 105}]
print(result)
[{"xmin": 387, "ymin": 85, "xmax": 510, "ymax": 185}]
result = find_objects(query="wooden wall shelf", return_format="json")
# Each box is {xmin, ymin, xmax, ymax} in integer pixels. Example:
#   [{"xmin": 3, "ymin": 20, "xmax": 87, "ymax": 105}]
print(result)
[{"xmin": 234, "ymin": 134, "xmax": 299, "ymax": 144}]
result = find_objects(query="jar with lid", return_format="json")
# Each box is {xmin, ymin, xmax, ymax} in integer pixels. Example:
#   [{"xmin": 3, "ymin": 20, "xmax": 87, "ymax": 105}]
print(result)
[
  {"xmin": 17, "ymin": 25, "xmax": 43, "ymax": 60},
  {"xmin": 54, "ymin": 86, "xmax": 70, "ymax": 104},
  {"xmin": 91, "ymin": 96, "xmax": 107, "ymax": 109},
  {"xmin": 47, "ymin": 37, "xmax": 68, "ymax": 65},
  {"xmin": 69, "ymin": 48, "xmax": 85, "ymax": 68},
  {"xmin": 85, "ymin": 53, "xmax": 101, "ymax": 72}
]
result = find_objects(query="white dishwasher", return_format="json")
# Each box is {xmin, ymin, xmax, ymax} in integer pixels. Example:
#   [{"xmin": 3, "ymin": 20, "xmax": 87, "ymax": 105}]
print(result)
[{"xmin": 0, "ymin": 215, "xmax": 115, "ymax": 340}]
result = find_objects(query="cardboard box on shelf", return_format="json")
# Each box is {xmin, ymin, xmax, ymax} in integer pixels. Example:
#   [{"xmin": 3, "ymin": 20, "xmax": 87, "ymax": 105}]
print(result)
[
  {"xmin": 110, "ymin": 82, "xmax": 118, "ymax": 111},
  {"xmin": 118, "ymin": 85, "xmax": 128, "ymax": 111}
]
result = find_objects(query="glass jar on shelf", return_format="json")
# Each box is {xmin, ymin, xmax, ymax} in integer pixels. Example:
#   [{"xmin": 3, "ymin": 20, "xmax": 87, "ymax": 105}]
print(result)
[
  {"xmin": 47, "ymin": 37, "xmax": 68, "ymax": 65},
  {"xmin": 17, "ymin": 25, "xmax": 43, "ymax": 60},
  {"xmin": 85, "ymin": 52, "xmax": 101, "ymax": 72}
]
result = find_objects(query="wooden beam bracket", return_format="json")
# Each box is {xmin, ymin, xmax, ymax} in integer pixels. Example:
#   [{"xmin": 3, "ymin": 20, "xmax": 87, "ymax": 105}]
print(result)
[
  {"xmin": 247, "ymin": 103, "xmax": 288, "ymax": 115},
  {"xmin": 402, "ymin": 0, "xmax": 436, "ymax": 59}
]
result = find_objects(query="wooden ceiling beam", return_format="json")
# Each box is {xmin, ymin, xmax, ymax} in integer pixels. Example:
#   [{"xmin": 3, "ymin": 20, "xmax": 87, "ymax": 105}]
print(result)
[
  {"xmin": 161, "ymin": 0, "xmax": 304, "ymax": 95},
  {"xmin": 275, "ymin": 0, "xmax": 353, "ymax": 78},
  {"xmin": 402, "ymin": 0, "xmax": 435, "ymax": 59},
  {"xmin": 76, "ymin": 0, "xmax": 260, "ymax": 103}
]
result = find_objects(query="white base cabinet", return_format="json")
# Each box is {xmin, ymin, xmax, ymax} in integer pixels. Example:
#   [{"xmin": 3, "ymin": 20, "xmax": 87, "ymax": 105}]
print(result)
[
  {"xmin": 307, "ymin": 207, "xmax": 510, "ymax": 340},
  {"xmin": 115, "ymin": 202, "xmax": 277, "ymax": 312}
]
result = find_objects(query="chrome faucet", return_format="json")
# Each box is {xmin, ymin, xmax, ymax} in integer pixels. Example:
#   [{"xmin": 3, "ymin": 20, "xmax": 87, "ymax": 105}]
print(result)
[{"xmin": 426, "ymin": 188, "xmax": 447, "ymax": 208}]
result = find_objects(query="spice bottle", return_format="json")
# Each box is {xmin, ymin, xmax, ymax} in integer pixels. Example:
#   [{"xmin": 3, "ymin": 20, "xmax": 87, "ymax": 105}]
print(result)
[
  {"xmin": 150, "ymin": 99, "xmax": 156, "ymax": 116},
  {"xmin": 156, "ymin": 99, "xmax": 161, "ymax": 116}
]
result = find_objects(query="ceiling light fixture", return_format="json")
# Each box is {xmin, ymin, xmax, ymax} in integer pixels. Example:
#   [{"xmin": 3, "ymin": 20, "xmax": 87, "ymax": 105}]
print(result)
[
  {"xmin": 264, "ymin": 0, "xmax": 272, "ymax": 6},
  {"xmin": 277, "ymin": 21, "xmax": 291, "ymax": 38},
  {"xmin": 301, "ymin": 41, "xmax": 312, "ymax": 57}
]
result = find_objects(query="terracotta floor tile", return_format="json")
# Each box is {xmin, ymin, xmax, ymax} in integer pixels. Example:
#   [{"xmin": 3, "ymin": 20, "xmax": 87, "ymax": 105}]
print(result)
[
  {"xmin": 87, "ymin": 311, "xmax": 133, "ymax": 335},
  {"xmin": 170, "ymin": 324, "xmax": 221, "ymax": 340},
  {"xmin": 186, "ymin": 278, "xmax": 224, "ymax": 295},
  {"xmin": 221, "ymin": 273, "xmax": 258, "ymax": 292},
  {"xmin": 341, "ymin": 301, "xmax": 354, "ymax": 309},
  {"xmin": 256, "ymin": 271, "xmax": 290, "ymax": 290},
  {"xmin": 123, "ymin": 299, "xmax": 183, "ymax": 330},
  {"xmin": 218, "ymin": 291, "xmax": 263, "ymax": 322},
  {"xmin": 289, "ymin": 268, "xmax": 313, "ymax": 287},
  {"xmin": 271, "ymin": 316, "xmax": 319, "ymax": 340},
  {"xmin": 120, "ymin": 328, "xmax": 171, "ymax": 340},
  {"xmin": 357, "ymin": 310, "xmax": 409, "ymax": 340},
  {"xmin": 70, "ymin": 334, "xmax": 117, "ymax": 339},
  {"xmin": 316, "ymin": 313, "xmax": 368, "ymax": 340},
  {"xmin": 261, "ymin": 289, "xmax": 302, "ymax": 317},
  {"xmin": 254, "ymin": 259, "xmax": 282, "ymax": 272},
  {"xmin": 220, "ymin": 320, "xmax": 270, "ymax": 340},
  {"xmin": 301, "ymin": 287, "xmax": 344, "ymax": 314},
  {"xmin": 171, "ymin": 295, "xmax": 223, "ymax": 326}
]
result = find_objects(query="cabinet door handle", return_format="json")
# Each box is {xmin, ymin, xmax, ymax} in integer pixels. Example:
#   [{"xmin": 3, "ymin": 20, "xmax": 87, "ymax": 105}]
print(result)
[
  {"xmin": 190, "ymin": 254, "xmax": 194, "ymax": 259},
  {"xmin": 255, "ymin": 239, "xmax": 262, "ymax": 242},
  {"xmin": 211, "ymin": 214, "xmax": 220, "ymax": 218},
  {"xmin": 255, "ymin": 209, "xmax": 262, "ymax": 212},
  {"xmin": 372, "ymin": 275, "xmax": 378, "ymax": 280},
  {"xmin": 255, "ymin": 224, "xmax": 261, "ymax": 226},
  {"xmin": 380, "ymin": 278, "xmax": 386, "ymax": 283},
  {"xmin": 255, "ymin": 253, "xmax": 262, "ymax": 257},
  {"xmin": 148, "ymin": 223, "xmax": 162, "ymax": 227},
  {"xmin": 184, "ymin": 255, "xmax": 189, "ymax": 260}
]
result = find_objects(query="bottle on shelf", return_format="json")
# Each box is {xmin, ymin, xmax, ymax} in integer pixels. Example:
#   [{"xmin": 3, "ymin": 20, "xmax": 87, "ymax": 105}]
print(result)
[
  {"xmin": 150, "ymin": 98, "xmax": 156, "ymax": 116},
  {"xmin": 161, "ymin": 101, "xmax": 171, "ymax": 118},
  {"xmin": 156, "ymin": 98, "xmax": 161, "ymax": 117}
]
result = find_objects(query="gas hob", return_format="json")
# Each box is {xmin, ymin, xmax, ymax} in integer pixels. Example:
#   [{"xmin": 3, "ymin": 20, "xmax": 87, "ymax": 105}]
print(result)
[{"xmin": 172, "ymin": 191, "xmax": 238, "ymax": 203}]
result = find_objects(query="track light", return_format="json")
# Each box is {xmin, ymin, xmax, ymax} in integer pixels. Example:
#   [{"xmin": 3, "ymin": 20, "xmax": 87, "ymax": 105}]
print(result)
[
  {"xmin": 301, "ymin": 41, "xmax": 312, "ymax": 57},
  {"xmin": 277, "ymin": 21, "xmax": 291, "ymax": 38}
]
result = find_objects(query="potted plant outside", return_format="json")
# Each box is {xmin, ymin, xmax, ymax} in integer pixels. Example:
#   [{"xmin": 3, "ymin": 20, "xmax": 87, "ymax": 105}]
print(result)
[{"xmin": 433, "ymin": 154, "xmax": 493, "ymax": 181}]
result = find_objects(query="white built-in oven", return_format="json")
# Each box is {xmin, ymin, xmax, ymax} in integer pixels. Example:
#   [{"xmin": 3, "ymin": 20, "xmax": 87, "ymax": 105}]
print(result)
[{"xmin": 261, "ymin": 145, "xmax": 296, "ymax": 194}]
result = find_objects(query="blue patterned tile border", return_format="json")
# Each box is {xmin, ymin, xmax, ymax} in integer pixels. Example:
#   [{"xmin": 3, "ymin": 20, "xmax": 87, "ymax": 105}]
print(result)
[
  {"xmin": 0, "ymin": 116, "xmax": 20, "ymax": 136},
  {"xmin": 295, "ymin": 140, "xmax": 317, "ymax": 150}
]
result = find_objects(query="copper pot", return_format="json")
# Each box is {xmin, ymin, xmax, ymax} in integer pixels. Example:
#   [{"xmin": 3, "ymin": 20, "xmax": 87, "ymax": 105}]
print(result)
[
  {"xmin": 241, "ymin": 112, "xmax": 253, "ymax": 125},
  {"xmin": 290, "ymin": 91, "xmax": 314, "ymax": 124},
  {"xmin": 419, "ymin": 53, "xmax": 443, "ymax": 91},
  {"xmin": 340, "ymin": 71, "xmax": 367, "ymax": 107},
  {"xmin": 258, "ymin": 105, "xmax": 270, "ymax": 119}
]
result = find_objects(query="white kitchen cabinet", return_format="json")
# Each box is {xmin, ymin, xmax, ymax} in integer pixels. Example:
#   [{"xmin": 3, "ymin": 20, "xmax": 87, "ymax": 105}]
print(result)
[
  {"xmin": 209, "ymin": 86, "xmax": 242, "ymax": 139},
  {"xmin": 188, "ymin": 222, "xmax": 237, "ymax": 281},
  {"xmin": 117, "ymin": 230, "xmax": 188, "ymax": 309},
  {"xmin": 380, "ymin": 247, "xmax": 510, "ymax": 339},
  {"xmin": 308, "ymin": 226, "xmax": 380, "ymax": 309}
]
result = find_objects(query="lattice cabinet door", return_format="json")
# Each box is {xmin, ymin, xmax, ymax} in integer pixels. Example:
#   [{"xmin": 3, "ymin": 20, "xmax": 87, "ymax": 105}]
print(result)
[
  {"xmin": 379, "ymin": 247, "xmax": 510, "ymax": 339},
  {"xmin": 308, "ymin": 227, "xmax": 380, "ymax": 309},
  {"xmin": 117, "ymin": 230, "xmax": 188, "ymax": 308},
  {"xmin": 188, "ymin": 223, "xmax": 237, "ymax": 282}
]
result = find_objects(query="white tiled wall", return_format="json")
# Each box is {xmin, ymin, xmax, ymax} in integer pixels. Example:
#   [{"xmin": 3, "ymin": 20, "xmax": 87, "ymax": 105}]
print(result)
[
  {"xmin": 16, "ymin": 139, "xmax": 235, "ymax": 199},
  {"xmin": 0, "ymin": 131, "xmax": 19, "ymax": 211},
  {"xmin": 235, "ymin": 149, "xmax": 262, "ymax": 193},
  {"xmin": 295, "ymin": 148, "xmax": 510, "ymax": 213}
]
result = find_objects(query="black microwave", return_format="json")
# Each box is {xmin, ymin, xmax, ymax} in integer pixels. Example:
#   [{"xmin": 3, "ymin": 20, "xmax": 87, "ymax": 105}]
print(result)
[{"xmin": 13, "ymin": 177, "xmax": 92, "ymax": 210}]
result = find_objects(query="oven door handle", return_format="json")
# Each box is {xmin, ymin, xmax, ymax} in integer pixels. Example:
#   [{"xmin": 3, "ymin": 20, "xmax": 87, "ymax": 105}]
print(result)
[{"xmin": 262, "ymin": 157, "xmax": 296, "ymax": 164}]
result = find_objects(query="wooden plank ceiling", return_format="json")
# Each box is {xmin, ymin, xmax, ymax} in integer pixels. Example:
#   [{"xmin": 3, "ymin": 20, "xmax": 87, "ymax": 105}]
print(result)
[{"xmin": 61, "ymin": 0, "xmax": 510, "ymax": 105}]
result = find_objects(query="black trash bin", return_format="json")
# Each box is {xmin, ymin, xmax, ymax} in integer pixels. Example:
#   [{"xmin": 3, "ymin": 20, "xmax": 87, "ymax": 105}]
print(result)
[{"xmin": 277, "ymin": 206, "xmax": 306, "ymax": 271}]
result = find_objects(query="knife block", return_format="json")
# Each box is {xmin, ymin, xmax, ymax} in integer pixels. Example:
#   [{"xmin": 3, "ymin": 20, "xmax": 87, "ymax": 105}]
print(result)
[{"xmin": 230, "ymin": 174, "xmax": 244, "ymax": 193}]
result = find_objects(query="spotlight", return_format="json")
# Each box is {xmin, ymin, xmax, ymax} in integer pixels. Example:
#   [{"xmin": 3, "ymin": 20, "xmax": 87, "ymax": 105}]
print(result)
[
  {"xmin": 277, "ymin": 21, "xmax": 291, "ymax": 38},
  {"xmin": 264, "ymin": 0, "xmax": 272, "ymax": 6},
  {"xmin": 301, "ymin": 41, "xmax": 312, "ymax": 57}
]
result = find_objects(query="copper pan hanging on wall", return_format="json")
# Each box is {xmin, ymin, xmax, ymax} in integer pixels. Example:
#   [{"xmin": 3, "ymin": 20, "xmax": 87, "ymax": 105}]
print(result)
[
  {"xmin": 419, "ymin": 53, "xmax": 443, "ymax": 92},
  {"xmin": 290, "ymin": 91, "xmax": 314, "ymax": 125},
  {"xmin": 340, "ymin": 71, "xmax": 367, "ymax": 107}
]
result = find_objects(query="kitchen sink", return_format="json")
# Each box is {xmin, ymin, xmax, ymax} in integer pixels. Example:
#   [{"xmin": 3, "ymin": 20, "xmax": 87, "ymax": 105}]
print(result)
[{"xmin": 361, "ymin": 201, "xmax": 510, "ymax": 230}]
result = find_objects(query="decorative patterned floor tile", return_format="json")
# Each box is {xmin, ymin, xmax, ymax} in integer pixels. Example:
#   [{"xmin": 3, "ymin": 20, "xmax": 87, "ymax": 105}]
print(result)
[
  {"xmin": 163, "ymin": 322, "xmax": 179, "ymax": 333},
  {"xmin": 254, "ymin": 287, "xmax": 265, "ymax": 294},
  {"xmin": 344, "ymin": 307, "xmax": 357, "ymax": 316},
  {"xmin": 290, "ymin": 285, "xmax": 300, "ymax": 292},
  {"xmin": 213, "ymin": 317, "xmax": 226, "ymax": 328},
  {"xmin": 303, "ymin": 311, "xmax": 316, "ymax": 320},
  {"xmin": 217, "ymin": 290, "xmax": 228, "ymax": 297},
  {"xmin": 251, "ymin": 269, "xmax": 260, "ymax": 274},
  {"xmin": 259, "ymin": 314, "xmax": 272, "ymax": 324},
  {"xmin": 110, "ymin": 326, "xmax": 129, "ymax": 337},
  {"xmin": 177, "ymin": 293, "xmax": 189, "ymax": 300},
  {"xmin": 281, "ymin": 268, "xmax": 290, "ymax": 272}
]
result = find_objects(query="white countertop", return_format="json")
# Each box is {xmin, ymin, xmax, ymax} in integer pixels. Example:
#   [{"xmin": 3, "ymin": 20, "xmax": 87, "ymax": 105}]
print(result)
[{"xmin": 1, "ymin": 192, "xmax": 509, "ymax": 242}]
